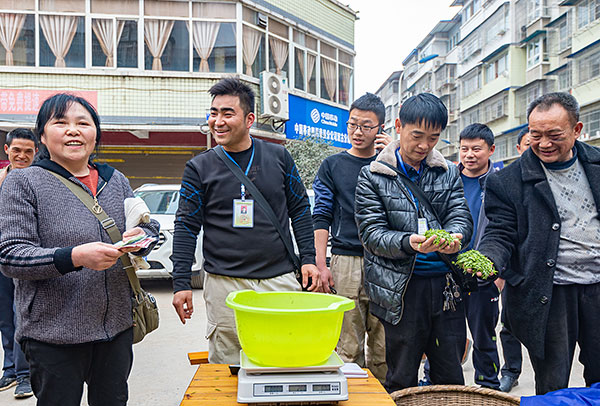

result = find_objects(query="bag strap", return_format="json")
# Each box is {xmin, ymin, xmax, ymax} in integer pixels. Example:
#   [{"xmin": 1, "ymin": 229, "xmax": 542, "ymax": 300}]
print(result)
[
  {"xmin": 48, "ymin": 171, "xmax": 142, "ymax": 295},
  {"xmin": 214, "ymin": 145, "xmax": 302, "ymax": 271},
  {"xmin": 380, "ymin": 161, "xmax": 462, "ymax": 271}
]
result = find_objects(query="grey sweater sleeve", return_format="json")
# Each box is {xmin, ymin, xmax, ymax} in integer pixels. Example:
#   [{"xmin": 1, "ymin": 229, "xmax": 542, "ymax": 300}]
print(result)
[{"xmin": 0, "ymin": 172, "xmax": 68, "ymax": 280}]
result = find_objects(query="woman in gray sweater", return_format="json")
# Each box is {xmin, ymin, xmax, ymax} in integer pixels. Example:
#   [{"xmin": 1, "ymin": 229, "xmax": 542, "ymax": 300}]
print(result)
[{"xmin": 0, "ymin": 94, "xmax": 159, "ymax": 406}]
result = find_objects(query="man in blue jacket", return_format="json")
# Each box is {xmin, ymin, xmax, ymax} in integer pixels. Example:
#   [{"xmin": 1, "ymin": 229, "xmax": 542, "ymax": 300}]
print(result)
[
  {"xmin": 478, "ymin": 92, "xmax": 600, "ymax": 394},
  {"xmin": 355, "ymin": 94, "xmax": 473, "ymax": 392},
  {"xmin": 313, "ymin": 93, "xmax": 390, "ymax": 383},
  {"xmin": 458, "ymin": 123, "xmax": 501, "ymax": 390}
]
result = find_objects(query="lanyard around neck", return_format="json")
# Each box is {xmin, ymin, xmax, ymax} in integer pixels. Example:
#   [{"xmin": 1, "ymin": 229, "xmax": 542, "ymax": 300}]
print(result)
[
  {"xmin": 395, "ymin": 148, "xmax": 422, "ymax": 211},
  {"xmin": 220, "ymin": 139, "xmax": 255, "ymax": 200}
]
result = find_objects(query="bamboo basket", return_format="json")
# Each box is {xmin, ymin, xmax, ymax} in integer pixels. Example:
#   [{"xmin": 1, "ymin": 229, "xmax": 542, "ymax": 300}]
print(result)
[{"xmin": 391, "ymin": 385, "xmax": 520, "ymax": 406}]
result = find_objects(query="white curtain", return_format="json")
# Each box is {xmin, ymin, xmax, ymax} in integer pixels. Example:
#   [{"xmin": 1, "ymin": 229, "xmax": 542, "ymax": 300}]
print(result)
[
  {"xmin": 144, "ymin": 19, "xmax": 174, "ymax": 71},
  {"xmin": 0, "ymin": 13, "xmax": 26, "ymax": 66},
  {"xmin": 340, "ymin": 66, "xmax": 351, "ymax": 104},
  {"xmin": 321, "ymin": 58, "xmax": 336, "ymax": 101},
  {"xmin": 39, "ymin": 15, "xmax": 78, "ymax": 68},
  {"xmin": 92, "ymin": 19, "xmax": 125, "ymax": 67},
  {"xmin": 269, "ymin": 37, "xmax": 288, "ymax": 75},
  {"xmin": 242, "ymin": 26, "xmax": 261, "ymax": 76},
  {"xmin": 295, "ymin": 49, "xmax": 305, "ymax": 81},
  {"xmin": 189, "ymin": 21, "xmax": 220, "ymax": 72},
  {"xmin": 306, "ymin": 53, "xmax": 316, "ymax": 87}
]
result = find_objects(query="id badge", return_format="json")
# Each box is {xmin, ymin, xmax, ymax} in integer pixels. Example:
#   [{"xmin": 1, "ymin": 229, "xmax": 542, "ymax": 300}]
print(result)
[
  {"xmin": 233, "ymin": 199, "xmax": 254, "ymax": 228},
  {"xmin": 418, "ymin": 217, "xmax": 428, "ymax": 235}
]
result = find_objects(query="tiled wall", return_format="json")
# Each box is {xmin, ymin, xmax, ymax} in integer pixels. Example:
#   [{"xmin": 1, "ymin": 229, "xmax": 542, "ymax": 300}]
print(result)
[{"xmin": 1, "ymin": 72, "xmax": 260, "ymax": 120}]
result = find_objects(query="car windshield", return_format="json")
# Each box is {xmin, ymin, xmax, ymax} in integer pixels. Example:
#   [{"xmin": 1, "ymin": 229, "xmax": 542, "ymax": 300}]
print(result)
[{"xmin": 135, "ymin": 190, "xmax": 179, "ymax": 214}]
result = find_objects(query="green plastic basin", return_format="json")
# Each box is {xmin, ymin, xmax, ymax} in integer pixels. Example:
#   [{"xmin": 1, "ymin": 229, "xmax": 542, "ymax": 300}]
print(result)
[{"xmin": 226, "ymin": 290, "xmax": 355, "ymax": 367}]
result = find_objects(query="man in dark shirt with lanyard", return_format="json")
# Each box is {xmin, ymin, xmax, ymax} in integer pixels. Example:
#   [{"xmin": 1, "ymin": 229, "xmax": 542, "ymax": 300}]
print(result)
[
  {"xmin": 171, "ymin": 78, "xmax": 321, "ymax": 364},
  {"xmin": 313, "ymin": 93, "xmax": 391, "ymax": 383}
]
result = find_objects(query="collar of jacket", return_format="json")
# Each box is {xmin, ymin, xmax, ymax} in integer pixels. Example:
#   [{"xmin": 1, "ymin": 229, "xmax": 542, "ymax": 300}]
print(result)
[
  {"xmin": 458, "ymin": 159, "xmax": 497, "ymax": 188},
  {"xmin": 520, "ymin": 140, "xmax": 600, "ymax": 182},
  {"xmin": 370, "ymin": 140, "xmax": 448, "ymax": 176},
  {"xmin": 33, "ymin": 158, "xmax": 115, "ymax": 184}
]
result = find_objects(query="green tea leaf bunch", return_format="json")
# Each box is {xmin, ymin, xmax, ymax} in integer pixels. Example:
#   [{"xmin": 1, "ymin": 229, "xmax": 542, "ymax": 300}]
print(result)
[
  {"xmin": 454, "ymin": 250, "xmax": 497, "ymax": 279},
  {"xmin": 424, "ymin": 229, "xmax": 460, "ymax": 246}
]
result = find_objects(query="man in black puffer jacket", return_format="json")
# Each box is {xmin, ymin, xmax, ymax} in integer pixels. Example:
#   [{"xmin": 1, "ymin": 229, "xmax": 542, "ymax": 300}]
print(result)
[{"xmin": 355, "ymin": 94, "xmax": 473, "ymax": 392}]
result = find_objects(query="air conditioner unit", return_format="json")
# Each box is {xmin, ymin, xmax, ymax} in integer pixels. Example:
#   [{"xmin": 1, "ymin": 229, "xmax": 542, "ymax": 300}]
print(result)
[{"xmin": 260, "ymin": 71, "xmax": 289, "ymax": 121}]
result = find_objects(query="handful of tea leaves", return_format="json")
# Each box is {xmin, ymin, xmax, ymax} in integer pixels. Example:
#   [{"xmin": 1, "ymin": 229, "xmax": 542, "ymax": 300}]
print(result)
[
  {"xmin": 454, "ymin": 249, "xmax": 496, "ymax": 280},
  {"xmin": 423, "ymin": 229, "xmax": 461, "ymax": 246}
]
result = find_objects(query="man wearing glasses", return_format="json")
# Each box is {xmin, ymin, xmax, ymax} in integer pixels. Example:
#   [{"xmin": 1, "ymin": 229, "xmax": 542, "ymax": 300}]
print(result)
[{"xmin": 312, "ymin": 93, "xmax": 391, "ymax": 383}]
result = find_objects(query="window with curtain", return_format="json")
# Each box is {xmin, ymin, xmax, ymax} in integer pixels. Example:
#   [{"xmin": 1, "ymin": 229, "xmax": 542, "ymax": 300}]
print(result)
[
  {"xmin": 268, "ymin": 36, "xmax": 288, "ymax": 76},
  {"xmin": 191, "ymin": 21, "xmax": 235, "ymax": 73},
  {"xmin": 0, "ymin": 13, "xmax": 34, "ymax": 66},
  {"xmin": 307, "ymin": 52, "xmax": 316, "ymax": 95},
  {"xmin": 117, "ymin": 20, "xmax": 137, "ymax": 68},
  {"xmin": 39, "ymin": 15, "xmax": 84, "ymax": 67},
  {"xmin": 294, "ymin": 48, "xmax": 305, "ymax": 90},
  {"xmin": 144, "ymin": 20, "xmax": 189, "ymax": 71},
  {"xmin": 242, "ymin": 25, "xmax": 265, "ymax": 77},
  {"xmin": 321, "ymin": 57, "xmax": 337, "ymax": 102},
  {"xmin": 92, "ymin": 18, "xmax": 126, "ymax": 67},
  {"xmin": 338, "ymin": 65, "xmax": 352, "ymax": 106}
]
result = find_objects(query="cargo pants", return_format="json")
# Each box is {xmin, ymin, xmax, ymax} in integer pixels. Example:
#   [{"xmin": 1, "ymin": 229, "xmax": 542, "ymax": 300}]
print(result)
[
  {"xmin": 330, "ymin": 255, "xmax": 387, "ymax": 383},
  {"xmin": 203, "ymin": 271, "xmax": 300, "ymax": 364}
]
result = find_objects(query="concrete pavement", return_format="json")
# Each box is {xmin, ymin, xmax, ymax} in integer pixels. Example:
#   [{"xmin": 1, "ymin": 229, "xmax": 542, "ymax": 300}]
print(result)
[{"xmin": 0, "ymin": 279, "xmax": 585, "ymax": 405}]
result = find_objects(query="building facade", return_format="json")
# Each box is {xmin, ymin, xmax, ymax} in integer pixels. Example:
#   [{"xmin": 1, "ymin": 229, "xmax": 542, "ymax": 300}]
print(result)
[
  {"xmin": 374, "ymin": 70, "xmax": 401, "ymax": 137},
  {"xmin": 387, "ymin": 0, "xmax": 599, "ymax": 164},
  {"xmin": 0, "ymin": 0, "xmax": 356, "ymax": 187}
]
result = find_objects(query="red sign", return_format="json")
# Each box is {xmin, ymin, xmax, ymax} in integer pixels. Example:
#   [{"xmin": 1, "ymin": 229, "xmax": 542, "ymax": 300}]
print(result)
[{"xmin": 0, "ymin": 90, "xmax": 98, "ymax": 115}]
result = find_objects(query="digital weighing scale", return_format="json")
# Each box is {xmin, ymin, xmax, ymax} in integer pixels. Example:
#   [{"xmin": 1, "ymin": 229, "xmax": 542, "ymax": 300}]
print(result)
[{"xmin": 237, "ymin": 351, "xmax": 349, "ymax": 404}]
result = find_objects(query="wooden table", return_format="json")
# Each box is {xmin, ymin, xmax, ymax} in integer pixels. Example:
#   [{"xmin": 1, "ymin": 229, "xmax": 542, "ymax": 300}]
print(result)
[{"xmin": 180, "ymin": 358, "xmax": 395, "ymax": 405}]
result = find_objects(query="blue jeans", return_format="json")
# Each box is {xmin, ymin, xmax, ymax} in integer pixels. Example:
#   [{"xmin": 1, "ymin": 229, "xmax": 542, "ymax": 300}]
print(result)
[{"xmin": 0, "ymin": 273, "xmax": 29, "ymax": 379}]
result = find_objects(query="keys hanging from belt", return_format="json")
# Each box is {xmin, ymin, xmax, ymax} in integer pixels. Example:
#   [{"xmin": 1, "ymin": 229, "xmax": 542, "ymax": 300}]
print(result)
[{"xmin": 443, "ymin": 273, "xmax": 460, "ymax": 312}]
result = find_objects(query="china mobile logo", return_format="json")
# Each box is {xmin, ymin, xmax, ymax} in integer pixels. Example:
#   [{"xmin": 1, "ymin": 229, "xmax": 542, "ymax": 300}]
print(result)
[{"xmin": 310, "ymin": 108, "xmax": 320, "ymax": 123}]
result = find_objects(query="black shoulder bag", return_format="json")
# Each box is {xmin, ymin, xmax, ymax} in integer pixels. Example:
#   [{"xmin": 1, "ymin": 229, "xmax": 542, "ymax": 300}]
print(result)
[
  {"xmin": 214, "ymin": 146, "xmax": 305, "ymax": 288},
  {"xmin": 381, "ymin": 162, "xmax": 478, "ymax": 293}
]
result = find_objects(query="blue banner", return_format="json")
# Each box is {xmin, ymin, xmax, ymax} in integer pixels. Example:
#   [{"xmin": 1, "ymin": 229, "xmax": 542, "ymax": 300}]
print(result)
[{"xmin": 286, "ymin": 94, "xmax": 350, "ymax": 149}]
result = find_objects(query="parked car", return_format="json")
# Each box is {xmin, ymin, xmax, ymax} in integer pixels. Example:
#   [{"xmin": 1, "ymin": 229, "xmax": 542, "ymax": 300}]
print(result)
[
  {"xmin": 134, "ymin": 184, "xmax": 330, "ymax": 289},
  {"xmin": 134, "ymin": 184, "xmax": 205, "ymax": 288}
]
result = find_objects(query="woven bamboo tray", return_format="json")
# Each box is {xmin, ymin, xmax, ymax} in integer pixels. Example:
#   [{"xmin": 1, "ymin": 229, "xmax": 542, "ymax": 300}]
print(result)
[{"xmin": 391, "ymin": 385, "xmax": 520, "ymax": 405}]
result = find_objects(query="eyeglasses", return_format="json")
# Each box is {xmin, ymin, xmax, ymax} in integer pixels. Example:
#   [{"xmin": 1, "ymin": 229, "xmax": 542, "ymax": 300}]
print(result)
[{"xmin": 346, "ymin": 122, "xmax": 379, "ymax": 133}]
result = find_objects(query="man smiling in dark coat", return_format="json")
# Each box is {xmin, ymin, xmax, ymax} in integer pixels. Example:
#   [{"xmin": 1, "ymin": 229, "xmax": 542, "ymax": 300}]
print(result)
[{"xmin": 477, "ymin": 92, "xmax": 600, "ymax": 395}]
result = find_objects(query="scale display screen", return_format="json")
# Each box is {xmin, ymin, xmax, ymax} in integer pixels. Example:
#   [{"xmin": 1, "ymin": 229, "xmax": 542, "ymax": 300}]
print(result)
[{"xmin": 254, "ymin": 382, "xmax": 340, "ymax": 397}]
